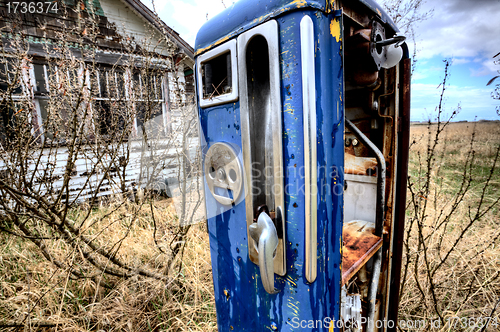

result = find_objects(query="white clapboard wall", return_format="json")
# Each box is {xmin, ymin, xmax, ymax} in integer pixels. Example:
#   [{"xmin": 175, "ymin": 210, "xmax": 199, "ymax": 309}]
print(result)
[{"xmin": 1, "ymin": 137, "xmax": 200, "ymax": 203}]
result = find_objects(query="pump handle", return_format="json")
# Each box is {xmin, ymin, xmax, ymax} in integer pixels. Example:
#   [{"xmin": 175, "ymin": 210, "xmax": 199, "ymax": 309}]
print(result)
[
  {"xmin": 374, "ymin": 35, "xmax": 406, "ymax": 47},
  {"xmin": 249, "ymin": 212, "xmax": 279, "ymax": 294}
]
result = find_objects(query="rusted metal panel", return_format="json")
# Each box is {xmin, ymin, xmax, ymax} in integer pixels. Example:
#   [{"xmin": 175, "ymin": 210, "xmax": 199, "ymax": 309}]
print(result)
[
  {"xmin": 387, "ymin": 54, "xmax": 411, "ymax": 331},
  {"xmin": 342, "ymin": 220, "xmax": 383, "ymax": 285},
  {"xmin": 345, "ymin": 151, "xmax": 378, "ymax": 175}
]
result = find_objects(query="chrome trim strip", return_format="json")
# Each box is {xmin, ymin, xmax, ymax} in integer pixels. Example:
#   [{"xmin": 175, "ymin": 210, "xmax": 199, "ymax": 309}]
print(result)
[{"xmin": 301, "ymin": 15, "xmax": 317, "ymax": 283}]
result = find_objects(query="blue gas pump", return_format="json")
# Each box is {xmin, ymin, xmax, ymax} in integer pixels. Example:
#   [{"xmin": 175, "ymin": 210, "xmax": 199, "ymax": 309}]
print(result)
[{"xmin": 195, "ymin": 1, "xmax": 411, "ymax": 331}]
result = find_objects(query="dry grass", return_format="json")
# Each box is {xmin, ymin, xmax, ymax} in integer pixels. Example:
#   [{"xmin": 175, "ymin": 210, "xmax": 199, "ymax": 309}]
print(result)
[
  {"xmin": 0, "ymin": 198, "xmax": 217, "ymax": 331},
  {"xmin": 398, "ymin": 121, "xmax": 500, "ymax": 331},
  {"xmin": 1, "ymin": 121, "xmax": 499, "ymax": 331}
]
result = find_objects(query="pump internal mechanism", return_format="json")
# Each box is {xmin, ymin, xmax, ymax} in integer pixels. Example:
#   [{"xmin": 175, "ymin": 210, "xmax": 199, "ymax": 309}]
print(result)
[
  {"xmin": 345, "ymin": 20, "xmax": 405, "ymax": 86},
  {"xmin": 204, "ymin": 142, "xmax": 243, "ymax": 205},
  {"xmin": 340, "ymin": 12, "xmax": 408, "ymax": 332}
]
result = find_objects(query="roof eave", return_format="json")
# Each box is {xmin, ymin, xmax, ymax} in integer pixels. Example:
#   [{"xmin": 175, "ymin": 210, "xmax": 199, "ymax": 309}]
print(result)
[{"xmin": 119, "ymin": 0, "xmax": 195, "ymax": 60}]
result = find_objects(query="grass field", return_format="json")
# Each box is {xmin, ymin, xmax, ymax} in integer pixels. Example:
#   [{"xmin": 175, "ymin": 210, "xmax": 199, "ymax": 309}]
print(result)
[
  {"xmin": 0, "ymin": 199, "xmax": 217, "ymax": 331},
  {"xmin": 1, "ymin": 121, "xmax": 499, "ymax": 331},
  {"xmin": 399, "ymin": 121, "xmax": 500, "ymax": 331}
]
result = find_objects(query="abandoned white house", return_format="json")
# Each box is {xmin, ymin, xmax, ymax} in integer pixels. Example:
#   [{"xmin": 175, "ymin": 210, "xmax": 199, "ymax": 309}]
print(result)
[{"xmin": 0, "ymin": 0, "xmax": 198, "ymax": 202}]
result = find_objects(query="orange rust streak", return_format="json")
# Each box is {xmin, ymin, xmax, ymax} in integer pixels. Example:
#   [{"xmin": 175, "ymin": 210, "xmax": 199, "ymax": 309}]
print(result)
[
  {"xmin": 342, "ymin": 220, "xmax": 382, "ymax": 285},
  {"xmin": 345, "ymin": 151, "xmax": 378, "ymax": 176}
]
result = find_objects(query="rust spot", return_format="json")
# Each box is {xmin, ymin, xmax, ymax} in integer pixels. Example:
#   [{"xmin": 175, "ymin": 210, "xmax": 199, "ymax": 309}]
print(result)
[
  {"xmin": 345, "ymin": 151, "xmax": 378, "ymax": 176},
  {"xmin": 342, "ymin": 220, "xmax": 382, "ymax": 285},
  {"xmin": 224, "ymin": 289, "xmax": 230, "ymax": 300}
]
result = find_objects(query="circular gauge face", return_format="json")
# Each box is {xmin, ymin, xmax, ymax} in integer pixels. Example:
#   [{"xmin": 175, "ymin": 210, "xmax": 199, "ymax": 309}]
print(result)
[{"xmin": 204, "ymin": 142, "xmax": 243, "ymax": 205}]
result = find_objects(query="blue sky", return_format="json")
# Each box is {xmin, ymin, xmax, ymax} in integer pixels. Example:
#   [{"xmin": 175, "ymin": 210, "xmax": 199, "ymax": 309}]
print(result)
[
  {"xmin": 407, "ymin": 0, "xmax": 500, "ymax": 122},
  {"xmin": 146, "ymin": 0, "xmax": 500, "ymax": 121}
]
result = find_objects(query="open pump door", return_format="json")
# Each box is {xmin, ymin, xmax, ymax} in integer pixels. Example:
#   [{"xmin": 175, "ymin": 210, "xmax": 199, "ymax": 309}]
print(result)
[{"xmin": 340, "ymin": 2, "xmax": 411, "ymax": 331}]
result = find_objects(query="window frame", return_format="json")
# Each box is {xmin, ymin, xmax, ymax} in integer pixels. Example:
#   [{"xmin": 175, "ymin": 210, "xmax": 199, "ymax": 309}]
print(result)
[
  {"xmin": 196, "ymin": 39, "xmax": 238, "ymax": 108},
  {"xmin": 130, "ymin": 70, "xmax": 168, "ymax": 137},
  {"xmin": 30, "ymin": 62, "xmax": 86, "ymax": 143},
  {"xmin": 2, "ymin": 58, "xmax": 172, "ymax": 143}
]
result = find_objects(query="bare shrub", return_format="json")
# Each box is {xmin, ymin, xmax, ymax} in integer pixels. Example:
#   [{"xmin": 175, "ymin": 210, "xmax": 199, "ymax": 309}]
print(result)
[
  {"xmin": 0, "ymin": 201, "xmax": 215, "ymax": 331},
  {"xmin": 398, "ymin": 60, "xmax": 500, "ymax": 331},
  {"xmin": 0, "ymin": 1, "xmax": 205, "ymax": 329},
  {"xmin": 487, "ymin": 51, "xmax": 500, "ymax": 115}
]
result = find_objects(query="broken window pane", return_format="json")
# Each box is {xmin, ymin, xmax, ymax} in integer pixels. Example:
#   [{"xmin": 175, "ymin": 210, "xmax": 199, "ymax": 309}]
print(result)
[{"xmin": 201, "ymin": 51, "xmax": 231, "ymax": 99}]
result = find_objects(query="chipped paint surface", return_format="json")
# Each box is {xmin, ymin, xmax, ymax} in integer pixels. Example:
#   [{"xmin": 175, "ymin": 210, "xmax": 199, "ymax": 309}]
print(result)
[
  {"xmin": 195, "ymin": 0, "xmax": 325, "ymax": 56},
  {"xmin": 194, "ymin": 35, "xmax": 231, "ymax": 56},
  {"xmin": 326, "ymin": 0, "xmax": 335, "ymax": 13},
  {"xmin": 290, "ymin": 0, "xmax": 309, "ymax": 7},
  {"xmin": 197, "ymin": 7, "xmax": 344, "ymax": 332},
  {"xmin": 330, "ymin": 17, "xmax": 341, "ymax": 42}
]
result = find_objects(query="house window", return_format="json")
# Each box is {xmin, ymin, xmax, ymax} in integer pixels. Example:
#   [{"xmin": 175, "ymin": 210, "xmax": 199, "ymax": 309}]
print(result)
[
  {"xmin": 32, "ymin": 63, "xmax": 74, "ymax": 142},
  {"xmin": 0, "ymin": 58, "xmax": 26, "ymax": 146},
  {"xmin": 92, "ymin": 66, "xmax": 128, "ymax": 137},
  {"xmin": 132, "ymin": 71, "xmax": 165, "ymax": 137},
  {"xmin": 0, "ymin": 101, "xmax": 22, "ymax": 146},
  {"xmin": 0, "ymin": 60, "xmax": 23, "ymax": 95},
  {"xmin": 2, "ymin": 60, "xmax": 170, "ymax": 144}
]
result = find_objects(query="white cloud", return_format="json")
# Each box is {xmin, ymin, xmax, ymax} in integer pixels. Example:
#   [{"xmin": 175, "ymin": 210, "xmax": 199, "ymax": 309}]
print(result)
[
  {"xmin": 411, "ymin": 65, "xmax": 445, "ymax": 81},
  {"xmin": 413, "ymin": 0, "xmax": 500, "ymax": 59},
  {"xmin": 412, "ymin": 71, "xmax": 430, "ymax": 81},
  {"xmin": 453, "ymin": 58, "xmax": 471, "ymax": 65},
  {"xmin": 145, "ymin": 0, "xmax": 234, "ymax": 47},
  {"xmin": 398, "ymin": 0, "xmax": 500, "ymax": 80}
]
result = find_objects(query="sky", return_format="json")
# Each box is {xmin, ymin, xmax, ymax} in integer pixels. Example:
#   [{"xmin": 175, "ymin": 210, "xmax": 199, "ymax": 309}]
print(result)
[{"xmin": 145, "ymin": 0, "xmax": 500, "ymax": 122}]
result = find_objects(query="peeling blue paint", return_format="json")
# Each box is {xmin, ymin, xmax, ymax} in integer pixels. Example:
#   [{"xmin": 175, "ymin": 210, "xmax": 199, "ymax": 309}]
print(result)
[
  {"xmin": 197, "ymin": 6, "xmax": 345, "ymax": 332},
  {"xmin": 195, "ymin": 0, "xmax": 397, "ymax": 56}
]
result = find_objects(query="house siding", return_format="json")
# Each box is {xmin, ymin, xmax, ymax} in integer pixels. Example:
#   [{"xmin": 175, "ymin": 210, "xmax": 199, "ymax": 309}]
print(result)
[{"xmin": 0, "ymin": 0, "xmax": 196, "ymax": 201}]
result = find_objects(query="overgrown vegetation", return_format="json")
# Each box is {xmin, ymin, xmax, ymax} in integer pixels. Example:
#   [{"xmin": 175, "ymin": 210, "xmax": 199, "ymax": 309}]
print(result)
[
  {"xmin": 0, "ymin": 199, "xmax": 216, "ymax": 331},
  {"xmin": 398, "ymin": 122, "xmax": 500, "ymax": 331},
  {"xmin": 2, "ymin": 119, "xmax": 498, "ymax": 331},
  {"xmin": 1, "ymin": 1, "xmax": 205, "ymax": 330},
  {"xmin": 398, "ymin": 62, "xmax": 500, "ymax": 331}
]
